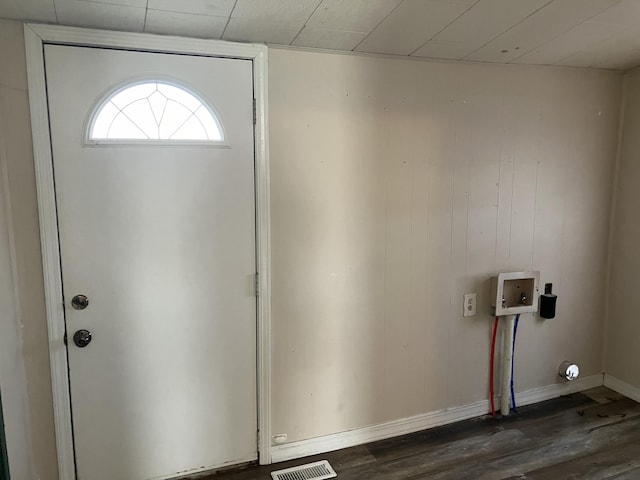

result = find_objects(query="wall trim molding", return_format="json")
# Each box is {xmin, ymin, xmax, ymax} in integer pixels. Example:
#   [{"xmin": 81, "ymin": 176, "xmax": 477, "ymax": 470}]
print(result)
[
  {"xmin": 271, "ymin": 374, "xmax": 603, "ymax": 463},
  {"xmin": 604, "ymin": 374, "xmax": 640, "ymax": 403},
  {"xmin": 268, "ymin": 45, "xmax": 618, "ymax": 74},
  {"xmin": 23, "ymin": 23, "xmax": 272, "ymax": 479}
]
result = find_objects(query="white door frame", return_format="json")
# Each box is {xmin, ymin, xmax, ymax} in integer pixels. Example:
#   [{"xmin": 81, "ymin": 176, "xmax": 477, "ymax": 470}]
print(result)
[{"xmin": 24, "ymin": 23, "xmax": 272, "ymax": 480}]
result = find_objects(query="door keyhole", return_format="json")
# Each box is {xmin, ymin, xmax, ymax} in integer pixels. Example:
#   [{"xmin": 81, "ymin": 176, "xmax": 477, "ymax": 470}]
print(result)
[
  {"xmin": 71, "ymin": 294, "xmax": 89, "ymax": 310},
  {"xmin": 73, "ymin": 329, "xmax": 92, "ymax": 348}
]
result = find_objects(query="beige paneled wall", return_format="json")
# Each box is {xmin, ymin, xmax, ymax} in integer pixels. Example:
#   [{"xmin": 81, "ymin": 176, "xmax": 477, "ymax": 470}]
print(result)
[
  {"xmin": 269, "ymin": 48, "xmax": 621, "ymax": 443},
  {"xmin": 0, "ymin": 70, "xmax": 33, "ymax": 479},
  {"xmin": 606, "ymin": 68, "xmax": 640, "ymax": 387},
  {"xmin": 0, "ymin": 19, "xmax": 58, "ymax": 480}
]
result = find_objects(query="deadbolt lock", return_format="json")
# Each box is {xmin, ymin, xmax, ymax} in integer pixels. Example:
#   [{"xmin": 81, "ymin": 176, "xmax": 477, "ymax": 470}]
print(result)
[{"xmin": 71, "ymin": 294, "xmax": 89, "ymax": 310}]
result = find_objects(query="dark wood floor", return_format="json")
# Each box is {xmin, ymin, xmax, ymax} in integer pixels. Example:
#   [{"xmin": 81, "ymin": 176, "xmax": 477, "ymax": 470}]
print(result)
[{"xmin": 199, "ymin": 387, "xmax": 640, "ymax": 479}]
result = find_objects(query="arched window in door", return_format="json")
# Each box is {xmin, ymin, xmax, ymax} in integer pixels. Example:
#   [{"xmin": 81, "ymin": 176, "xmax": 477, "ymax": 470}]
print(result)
[{"xmin": 88, "ymin": 81, "xmax": 224, "ymax": 143}]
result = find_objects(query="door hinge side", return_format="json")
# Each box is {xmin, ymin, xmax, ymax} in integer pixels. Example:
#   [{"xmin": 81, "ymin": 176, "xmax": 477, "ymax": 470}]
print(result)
[
  {"xmin": 253, "ymin": 98, "xmax": 257, "ymax": 125},
  {"xmin": 255, "ymin": 272, "xmax": 259, "ymax": 297}
]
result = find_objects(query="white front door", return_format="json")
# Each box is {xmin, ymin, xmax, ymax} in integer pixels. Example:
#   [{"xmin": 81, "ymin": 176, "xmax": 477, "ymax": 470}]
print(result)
[{"xmin": 44, "ymin": 44, "xmax": 257, "ymax": 480}]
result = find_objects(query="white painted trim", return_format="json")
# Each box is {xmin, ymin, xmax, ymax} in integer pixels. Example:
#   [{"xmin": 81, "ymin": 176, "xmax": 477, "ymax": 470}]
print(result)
[
  {"xmin": 604, "ymin": 374, "xmax": 640, "ymax": 403},
  {"xmin": 271, "ymin": 374, "xmax": 603, "ymax": 463},
  {"xmin": 23, "ymin": 23, "xmax": 272, "ymax": 478},
  {"xmin": 268, "ymin": 45, "xmax": 621, "ymax": 73},
  {"xmin": 253, "ymin": 47, "xmax": 273, "ymax": 465},
  {"xmin": 24, "ymin": 24, "xmax": 76, "ymax": 480},
  {"xmin": 515, "ymin": 373, "xmax": 603, "ymax": 406},
  {"xmin": 27, "ymin": 23, "xmax": 265, "ymax": 59}
]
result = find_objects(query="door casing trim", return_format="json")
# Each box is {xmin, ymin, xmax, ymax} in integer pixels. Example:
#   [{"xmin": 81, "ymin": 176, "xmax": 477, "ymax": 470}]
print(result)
[{"xmin": 24, "ymin": 23, "xmax": 272, "ymax": 480}]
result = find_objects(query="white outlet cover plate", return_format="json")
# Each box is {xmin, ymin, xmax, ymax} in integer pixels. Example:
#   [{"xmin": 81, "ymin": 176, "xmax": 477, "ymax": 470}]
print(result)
[{"xmin": 464, "ymin": 293, "xmax": 477, "ymax": 317}]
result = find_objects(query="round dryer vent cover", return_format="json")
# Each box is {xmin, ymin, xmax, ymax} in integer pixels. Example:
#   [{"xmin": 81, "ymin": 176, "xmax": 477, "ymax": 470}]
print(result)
[{"xmin": 558, "ymin": 361, "xmax": 579, "ymax": 381}]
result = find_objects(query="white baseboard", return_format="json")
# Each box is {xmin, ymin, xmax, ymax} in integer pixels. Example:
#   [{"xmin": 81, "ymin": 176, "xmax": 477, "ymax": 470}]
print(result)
[
  {"xmin": 270, "ymin": 374, "xmax": 603, "ymax": 464},
  {"xmin": 604, "ymin": 374, "xmax": 640, "ymax": 403},
  {"xmin": 516, "ymin": 373, "xmax": 603, "ymax": 407}
]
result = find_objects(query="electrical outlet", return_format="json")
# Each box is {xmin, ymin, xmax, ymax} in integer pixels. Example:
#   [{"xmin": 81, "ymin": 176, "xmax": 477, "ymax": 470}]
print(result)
[{"xmin": 464, "ymin": 293, "xmax": 477, "ymax": 317}]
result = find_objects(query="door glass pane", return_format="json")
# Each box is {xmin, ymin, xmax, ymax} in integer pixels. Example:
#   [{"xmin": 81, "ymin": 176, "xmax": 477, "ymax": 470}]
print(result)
[{"xmin": 89, "ymin": 81, "xmax": 224, "ymax": 142}]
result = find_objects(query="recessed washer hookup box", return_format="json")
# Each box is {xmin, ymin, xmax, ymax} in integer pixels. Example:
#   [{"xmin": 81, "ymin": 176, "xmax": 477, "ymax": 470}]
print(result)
[{"xmin": 490, "ymin": 271, "xmax": 540, "ymax": 316}]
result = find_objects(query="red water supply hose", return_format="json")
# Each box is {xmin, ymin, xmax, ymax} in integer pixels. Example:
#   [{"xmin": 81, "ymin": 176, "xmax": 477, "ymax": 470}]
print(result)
[{"xmin": 490, "ymin": 316, "xmax": 499, "ymax": 417}]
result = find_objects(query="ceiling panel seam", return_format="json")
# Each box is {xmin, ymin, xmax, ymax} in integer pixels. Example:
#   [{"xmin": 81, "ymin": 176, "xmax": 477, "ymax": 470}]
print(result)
[
  {"xmin": 551, "ymin": 24, "xmax": 628, "ymax": 67},
  {"xmin": 142, "ymin": 0, "xmax": 149, "ymax": 32},
  {"xmin": 220, "ymin": 0, "xmax": 238, "ymax": 40},
  {"xmin": 507, "ymin": 0, "xmax": 625, "ymax": 64},
  {"xmin": 351, "ymin": 0, "xmax": 407, "ymax": 52},
  {"xmin": 289, "ymin": 0, "xmax": 324, "ymax": 46},
  {"xmin": 461, "ymin": 0, "xmax": 555, "ymax": 60},
  {"xmin": 408, "ymin": 0, "xmax": 482, "ymax": 56}
]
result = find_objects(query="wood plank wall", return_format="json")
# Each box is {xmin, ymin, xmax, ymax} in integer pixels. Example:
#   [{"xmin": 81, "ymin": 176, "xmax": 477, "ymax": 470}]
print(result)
[{"xmin": 269, "ymin": 48, "xmax": 622, "ymax": 444}]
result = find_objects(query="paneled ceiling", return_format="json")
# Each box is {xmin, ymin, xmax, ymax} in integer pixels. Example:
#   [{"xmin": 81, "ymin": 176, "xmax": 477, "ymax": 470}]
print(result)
[{"xmin": 2, "ymin": 0, "xmax": 640, "ymax": 71}]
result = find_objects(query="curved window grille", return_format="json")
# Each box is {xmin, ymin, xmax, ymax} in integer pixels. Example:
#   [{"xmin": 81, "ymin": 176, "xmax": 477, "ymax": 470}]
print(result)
[{"xmin": 89, "ymin": 81, "xmax": 224, "ymax": 142}]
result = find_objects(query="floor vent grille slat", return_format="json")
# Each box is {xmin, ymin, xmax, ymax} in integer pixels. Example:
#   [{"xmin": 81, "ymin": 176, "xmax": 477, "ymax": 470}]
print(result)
[{"xmin": 271, "ymin": 460, "xmax": 337, "ymax": 480}]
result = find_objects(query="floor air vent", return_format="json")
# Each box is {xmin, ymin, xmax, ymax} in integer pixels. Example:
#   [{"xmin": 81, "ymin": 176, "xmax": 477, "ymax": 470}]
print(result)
[{"xmin": 271, "ymin": 460, "xmax": 337, "ymax": 480}]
